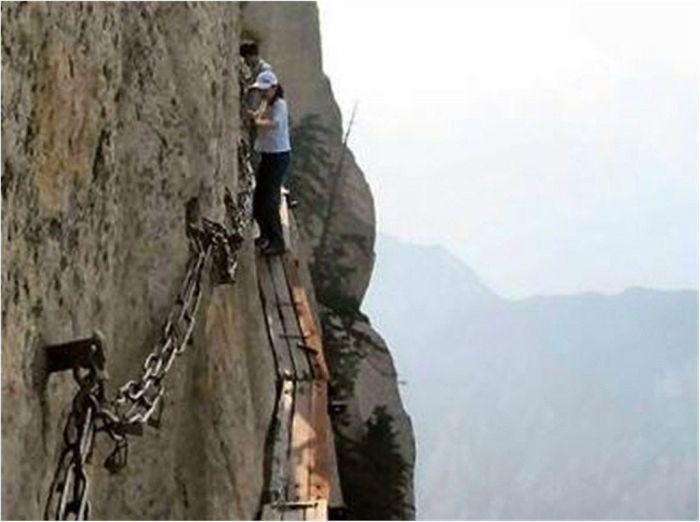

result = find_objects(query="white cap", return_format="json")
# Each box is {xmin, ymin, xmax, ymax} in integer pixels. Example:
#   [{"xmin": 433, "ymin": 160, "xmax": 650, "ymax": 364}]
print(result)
[{"xmin": 250, "ymin": 70, "xmax": 278, "ymax": 90}]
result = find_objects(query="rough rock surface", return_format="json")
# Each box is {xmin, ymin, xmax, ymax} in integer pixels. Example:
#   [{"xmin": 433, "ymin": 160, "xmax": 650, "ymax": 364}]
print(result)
[
  {"xmin": 2, "ymin": 3, "xmax": 276, "ymax": 519},
  {"xmin": 241, "ymin": 3, "xmax": 416, "ymax": 518}
]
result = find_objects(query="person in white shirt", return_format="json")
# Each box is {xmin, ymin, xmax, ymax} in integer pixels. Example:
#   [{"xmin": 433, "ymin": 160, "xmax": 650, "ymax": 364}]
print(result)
[{"xmin": 249, "ymin": 70, "xmax": 292, "ymax": 256}]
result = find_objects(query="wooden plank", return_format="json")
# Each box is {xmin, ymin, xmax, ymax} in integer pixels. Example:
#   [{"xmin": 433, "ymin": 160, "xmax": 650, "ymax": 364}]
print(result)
[
  {"xmin": 268, "ymin": 379, "xmax": 295, "ymax": 504},
  {"xmin": 260, "ymin": 204, "xmax": 338, "ymax": 521},
  {"xmin": 308, "ymin": 381, "xmax": 331, "ymax": 503},
  {"xmin": 257, "ymin": 255, "xmax": 295, "ymax": 379},
  {"xmin": 287, "ymin": 381, "xmax": 313, "ymax": 503},
  {"xmin": 268, "ymin": 256, "xmax": 312, "ymax": 381},
  {"xmin": 280, "ymin": 195, "xmax": 292, "ymax": 252},
  {"xmin": 281, "ymin": 253, "xmax": 330, "ymax": 382},
  {"xmin": 261, "ymin": 504, "xmax": 283, "ymax": 521},
  {"xmin": 285, "ymin": 207, "xmax": 302, "ymax": 260}
]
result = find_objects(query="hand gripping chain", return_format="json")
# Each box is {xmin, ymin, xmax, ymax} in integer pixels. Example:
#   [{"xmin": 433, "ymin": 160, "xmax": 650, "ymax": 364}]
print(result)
[{"xmin": 43, "ymin": 139, "xmax": 255, "ymax": 520}]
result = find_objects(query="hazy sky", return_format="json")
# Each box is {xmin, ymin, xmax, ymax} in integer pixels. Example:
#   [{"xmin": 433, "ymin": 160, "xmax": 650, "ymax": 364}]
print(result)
[{"xmin": 318, "ymin": 1, "xmax": 699, "ymax": 298}]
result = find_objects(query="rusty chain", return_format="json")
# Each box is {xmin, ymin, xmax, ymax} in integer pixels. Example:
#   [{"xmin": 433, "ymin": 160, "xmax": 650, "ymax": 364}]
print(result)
[
  {"xmin": 44, "ymin": 351, "xmax": 104, "ymax": 520},
  {"xmin": 44, "ymin": 137, "xmax": 255, "ymax": 520}
]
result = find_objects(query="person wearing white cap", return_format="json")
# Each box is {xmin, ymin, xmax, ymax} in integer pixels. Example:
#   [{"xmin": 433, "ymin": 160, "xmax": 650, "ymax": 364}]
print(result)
[{"xmin": 249, "ymin": 70, "xmax": 292, "ymax": 256}]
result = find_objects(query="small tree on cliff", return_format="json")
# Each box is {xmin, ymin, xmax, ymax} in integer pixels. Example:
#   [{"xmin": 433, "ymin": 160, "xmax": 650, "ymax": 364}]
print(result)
[{"xmin": 339, "ymin": 406, "xmax": 412, "ymax": 520}]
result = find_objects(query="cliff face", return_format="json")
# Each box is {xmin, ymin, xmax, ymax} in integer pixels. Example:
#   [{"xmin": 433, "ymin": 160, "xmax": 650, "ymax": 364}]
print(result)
[
  {"xmin": 2, "ymin": 4, "xmax": 275, "ymax": 519},
  {"xmin": 241, "ymin": 3, "xmax": 416, "ymax": 518},
  {"xmin": 2, "ymin": 2, "xmax": 414, "ymax": 520}
]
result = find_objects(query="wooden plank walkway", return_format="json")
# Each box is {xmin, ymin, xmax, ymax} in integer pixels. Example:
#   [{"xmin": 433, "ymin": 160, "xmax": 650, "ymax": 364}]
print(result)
[
  {"xmin": 282, "ymin": 254, "xmax": 330, "ymax": 382},
  {"xmin": 258, "ymin": 198, "xmax": 344, "ymax": 521},
  {"xmin": 269, "ymin": 258, "xmax": 313, "ymax": 381},
  {"xmin": 257, "ymin": 256, "xmax": 295, "ymax": 380}
]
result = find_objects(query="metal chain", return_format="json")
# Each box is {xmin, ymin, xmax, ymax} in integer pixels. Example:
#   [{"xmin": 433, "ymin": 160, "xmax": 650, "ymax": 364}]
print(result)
[
  {"xmin": 98, "ymin": 138, "xmax": 256, "ymax": 471},
  {"xmin": 44, "ymin": 366, "xmax": 103, "ymax": 520},
  {"xmin": 45, "ymin": 137, "xmax": 255, "ymax": 520}
]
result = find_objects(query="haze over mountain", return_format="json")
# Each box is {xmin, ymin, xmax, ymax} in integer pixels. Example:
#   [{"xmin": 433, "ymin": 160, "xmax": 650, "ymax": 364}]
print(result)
[{"xmin": 364, "ymin": 233, "xmax": 698, "ymax": 520}]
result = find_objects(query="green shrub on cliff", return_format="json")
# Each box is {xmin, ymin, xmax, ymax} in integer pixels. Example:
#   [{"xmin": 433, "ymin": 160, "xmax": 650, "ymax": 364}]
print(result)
[{"xmin": 337, "ymin": 406, "xmax": 412, "ymax": 520}]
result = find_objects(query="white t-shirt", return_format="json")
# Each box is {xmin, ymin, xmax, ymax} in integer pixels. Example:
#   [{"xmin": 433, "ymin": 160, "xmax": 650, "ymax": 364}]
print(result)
[{"xmin": 255, "ymin": 99, "xmax": 291, "ymax": 153}]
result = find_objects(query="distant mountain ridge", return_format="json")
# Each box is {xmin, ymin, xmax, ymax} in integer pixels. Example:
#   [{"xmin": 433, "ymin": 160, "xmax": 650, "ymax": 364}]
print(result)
[{"xmin": 364, "ymin": 233, "xmax": 698, "ymax": 520}]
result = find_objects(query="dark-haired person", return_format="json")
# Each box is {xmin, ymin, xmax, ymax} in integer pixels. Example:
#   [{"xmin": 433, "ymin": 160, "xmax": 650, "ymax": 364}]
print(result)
[
  {"xmin": 240, "ymin": 41, "xmax": 274, "ymax": 152},
  {"xmin": 239, "ymin": 41, "xmax": 272, "ymax": 86},
  {"xmin": 249, "ymin": 70, "xmax": 291, "ymax": 256}
]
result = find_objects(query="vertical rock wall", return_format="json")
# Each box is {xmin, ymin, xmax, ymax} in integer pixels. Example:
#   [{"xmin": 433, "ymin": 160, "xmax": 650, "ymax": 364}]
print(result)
[
  {"xmin": 2, "ymin": 3, "xmax": 276, "ymax": 519},
  {"xmin": 241, "ymin": 3, "xmax": 416, "ymax": 518}
]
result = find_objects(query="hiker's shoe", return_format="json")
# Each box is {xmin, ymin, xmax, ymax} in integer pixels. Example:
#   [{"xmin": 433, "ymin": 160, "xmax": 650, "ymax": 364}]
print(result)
[
  {"xmin": 262, "ymin": 243, "xmax": 286, "ymax": 256},
  {"xmin": 255, "ymin": 236, "xmax": 269, "ymax": 248}
]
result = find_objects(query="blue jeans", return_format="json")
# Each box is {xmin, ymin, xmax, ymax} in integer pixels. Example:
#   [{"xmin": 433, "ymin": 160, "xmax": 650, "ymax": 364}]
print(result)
[{"xmin": 253, "ymin": 151, "xmax": 291, "ymax": 247}]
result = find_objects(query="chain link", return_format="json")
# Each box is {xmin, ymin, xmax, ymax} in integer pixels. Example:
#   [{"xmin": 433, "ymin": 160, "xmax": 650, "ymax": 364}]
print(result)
[
  {"xmin": 44, "ymin": 369, "xmax": 102, "ymax": 520},
  {"xmin": 99, "ymin": 137, "xmax": 256, "ymax": 469},
  {"xmin": 45, "ymin": 136, "xmax": 255, "ymax": 520}
]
